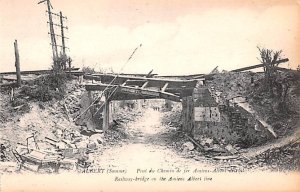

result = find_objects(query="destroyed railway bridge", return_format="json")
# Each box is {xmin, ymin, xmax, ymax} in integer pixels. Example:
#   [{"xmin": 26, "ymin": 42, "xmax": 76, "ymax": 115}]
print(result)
[
  {"xmin": 82, "ymin": 58, "xmax": 289, "ymax": 136},
  {"xmin": 84, "ymin": 74, "xmax": 197, "ymax": 134},
  {"xmin": 0, "ymin": 58, "xmax": 289, "ymax": 138}
]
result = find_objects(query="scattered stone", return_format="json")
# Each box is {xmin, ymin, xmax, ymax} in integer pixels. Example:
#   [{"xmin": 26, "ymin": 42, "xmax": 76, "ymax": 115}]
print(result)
[
  {"xmin": 183, "ymin": 142, "xmax": 195, "ymax": 151},
  {"xmin": 204, "ymin": 138, "xmax": 214, "ymax": 146},
  {"xmin": 56, "ymin": 141, "xmax": 67, "ymax": 149},
  {"xmin": 87, "ymin": 141, "xmax": 98, "ymax": 150},
  {"xmin": 90, "ymin": 134, "xmax": 104, "ymax": 144},
  {"xmin": 225, "ymin": 144, "xmax": 238, "ymax": 154}
]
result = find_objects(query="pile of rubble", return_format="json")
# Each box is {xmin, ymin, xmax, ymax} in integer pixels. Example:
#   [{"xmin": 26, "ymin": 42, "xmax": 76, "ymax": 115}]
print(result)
[
  {"xmin": 208, "ymin": 71, "xmax": 262, "ymax": 103},
  {"xmin": 0, "ymin": 93, "xmax": 139, "ymax": 174},
  {"xmin": 168, "ymin": 128, "xmax": 243, "ymax": 163},
  {"xmin": 0, "ymin": 117, "xmax": 106, "ymax": 174},
  {"xmin": 0, "ymin": 76, "xmax": 108, "ymax": 173},
  {"xmin": 161, "ymin": 103, "xmax": 182, "ymax": 128},
  {"xmin": 0, "ymin": 91, "xmax": 11, "ymax": 123},
  {"xmin": 61, "ymin": 83, "xmax": 85, "ymax": 120}
]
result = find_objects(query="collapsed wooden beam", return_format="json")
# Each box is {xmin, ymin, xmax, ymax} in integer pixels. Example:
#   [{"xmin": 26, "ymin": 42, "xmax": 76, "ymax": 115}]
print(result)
[
  {"xmin": 111, "ymin": 92, "xmax": 159, "ymax": 100},
  {"xmin": 155, "ymin": 73, "xmax": 205, "ymax": 80},
  {"xmin": 84, "ymin": 74, "xmax": 198, "ymax": 88},
  {"xmin": 123, "ymin": 79, "xmax": 147, "ymax": 86},
  {"xmin": 189, "ymin": 58, "xmax": 290, "ymax": 80},
  {"xmin": 161, "ymin": 83, "xmax": 169, "ymax": 92},
  {"xmin": 230, "ymin": 58, "xmax": 289, "ymax": 73},
  {"xmin": 0, "ymin": 68, "xmax": 81, "ymax": 75},
  {"xmin": 85, "ymin": 84, "xmax": 182, "ymax": 102},
  {"xmin": 274, "ymin": 67, "xmax": 297, "ymax": 72},
  {"xmin": 106, "ymin": 72, "xmax": 158, "ymax": 77},
  {"xmin": 141, "ymin": 81, "xmax": 148, "ymax": 89},
  {"xmin": 85, "ymin": 83, "xmax": 194, "ymax": 96}
]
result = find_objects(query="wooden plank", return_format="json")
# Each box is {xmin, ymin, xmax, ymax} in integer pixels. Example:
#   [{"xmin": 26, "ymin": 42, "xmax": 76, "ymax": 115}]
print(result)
[
  {"xmin": 110, "ymin": 92, "xmax": 158, "ymax": 100},
  {"xmin": 141, "ymin": 81, "xmax": 148, "ymax": 89},
  {"xmin": 155, "ymin": 73, "xmax": 205, "ymax": 79},
  {"xmin": 121, "ymin": 80, "xmax": 127, "ymax": 86},
  {"xmin": 124, "ymin": 79, "xmax": 147, "ymax": 87},
  {"xmin": 106, "ymin": 72, "xmax": 158, "ymax": 77},
  {"xmin": 161, "ymin": 83, "xmax": 169, "ymax": 92},
  {"xmin": 103, "ymin": 93, "xmax": 109, "ymax": 131},
  {"xmin": 119, "ymin": 86, "xmax": 181, "ymax": 102},
  {"xmin": 184, "ymin": 134, "xmax": 204, "ymax": 150},
  {"xmin": 274, "ymin": 67, "xmax": 297, "ymax": 72},
  {"xmin": 66, "ymin": 71, "xmax": 85, "ymax": 76},
  {"xmin": 159, "ymin": 92, "xmax": 181, "ymax": 102},
  {"xmin": 181, "ymin": 96, "xmax": 195, "ymax": 136},
  {"xmin": 230, "ymin": 58, "xmax": 289, "ymax": 72},
  {"xmin": 84, "ymin": 74, "xmax": 198, "ymax": 88},
  {"xmin": 86, "ymin": 84, "xmax": 182, "ymax": 102},
  {"xmin": 84, "ymin": 75, "xmax": 101, "ymax": 81},
  {"xmin": 146, "ymin": 69, "xmax": 154, "ymax": 78},
  {"xmin": 189, "ymin": 59, "xmax": 289, "ymax": 80},
  {"xmin": 125, "ymin": 79, "xmax": 147, "ymax": 83},
  {"xmin": 120, "ymin": 86, "xmax": 160, "ymax": 97},
  {"xmin": 0, "ymin": 68, "xmax": 80, "ymax": 75},
  {"xmin": 86, "ymin": 84, "xmax": 115, "ymax": 91},
  {"xmin": 85, "ymin": 84, "xmax": 194, "ymax": 94}
]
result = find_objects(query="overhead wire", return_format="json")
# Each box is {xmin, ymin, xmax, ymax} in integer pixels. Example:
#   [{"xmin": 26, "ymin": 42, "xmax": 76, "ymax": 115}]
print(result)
[{"xmin": 74, "ymin": 44, "xmax": 142, "ymax": 122}]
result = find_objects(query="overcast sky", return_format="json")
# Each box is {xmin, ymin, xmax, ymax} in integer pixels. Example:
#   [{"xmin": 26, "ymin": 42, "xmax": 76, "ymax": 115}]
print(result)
[{"xmin": 0, "ymin": 0, "xmax": 299, "ymax": 75}]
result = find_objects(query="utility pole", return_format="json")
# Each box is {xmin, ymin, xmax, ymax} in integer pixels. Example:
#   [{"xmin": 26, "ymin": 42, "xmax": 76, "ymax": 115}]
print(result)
[
  {"xmin": 59, "ymin": 11, "xmax": 66, "ymax": 56},
  {"xmin": 38, "ymin": 0, "xmax": 70, "ymax": 70},
  {"xmin": 14, "ymin": 40, "xmax": 21, "ymax": 87},
  {"xmin": 38, "ymin": 0, "xmax": 58, "ymax": 68}
]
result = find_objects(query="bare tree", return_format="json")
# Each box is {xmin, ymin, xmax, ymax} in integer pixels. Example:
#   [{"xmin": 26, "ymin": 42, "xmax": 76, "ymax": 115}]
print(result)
[{"xmin": 257, "ymin": 46, "xmax": 282, "ymax": 94}]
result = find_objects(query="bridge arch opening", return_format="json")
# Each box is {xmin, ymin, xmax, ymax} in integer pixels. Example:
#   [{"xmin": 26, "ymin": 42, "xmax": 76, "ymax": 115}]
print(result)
[{"xmin": 81, "ymin": 74, "xmax": 197, "ymax": 136}]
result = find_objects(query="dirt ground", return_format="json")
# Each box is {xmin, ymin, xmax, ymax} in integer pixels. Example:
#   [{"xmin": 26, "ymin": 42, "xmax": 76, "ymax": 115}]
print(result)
[
  {"xmin": 88, "ymin": 108, "xmax": 260, "ymax": 174},
  {"xmin": 91, "ymin": 109, "xmax": 212, "ymax": 170}
]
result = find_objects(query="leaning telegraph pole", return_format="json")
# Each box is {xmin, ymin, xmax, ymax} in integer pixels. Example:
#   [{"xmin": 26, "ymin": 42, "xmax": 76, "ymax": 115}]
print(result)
[
  {"xmin": 59, "ymin": 11, "xmax": 66, "ymax": 56},
  {"xmin": 38, "ymin": 0, "xmax": 59, "ymax": 68}
]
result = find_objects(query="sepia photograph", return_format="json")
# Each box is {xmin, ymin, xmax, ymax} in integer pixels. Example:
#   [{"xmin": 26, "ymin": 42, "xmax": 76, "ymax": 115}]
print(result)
[{"xmin": 0, "ymin": 0, "xmax": 299, "ymax": 191}]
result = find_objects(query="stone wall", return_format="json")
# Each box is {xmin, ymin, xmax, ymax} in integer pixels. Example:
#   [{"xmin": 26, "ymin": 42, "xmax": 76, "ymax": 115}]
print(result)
[{"xmin": 193, "ymin": 85, "xmax": 273, "ymax": 147}]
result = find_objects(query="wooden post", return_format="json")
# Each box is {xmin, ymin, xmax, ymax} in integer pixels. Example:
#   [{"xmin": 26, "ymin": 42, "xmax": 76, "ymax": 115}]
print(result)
[
  {"xmin": 181, "ymin": 96, "xmax": 195, "ymax": 136},
  {"xmin": 88, "ymin": 91, "xmax": 94, "ymax": 117},
  {"xmin": 14, "ymin": 40, "xmax": 21, "ymax": 87},
  {"xmin": 102, "ymin": 93, "xmax": 110, "ymax": 131},
  {"xmin": 109, "ymin": 101, "xmax": 113, "ymax": 124}
]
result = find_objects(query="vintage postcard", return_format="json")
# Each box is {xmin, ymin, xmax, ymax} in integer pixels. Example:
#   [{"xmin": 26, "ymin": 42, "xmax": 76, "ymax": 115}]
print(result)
[{"xmin": 0, "ymin": 0, "xmax": 299, "ymax": 191}]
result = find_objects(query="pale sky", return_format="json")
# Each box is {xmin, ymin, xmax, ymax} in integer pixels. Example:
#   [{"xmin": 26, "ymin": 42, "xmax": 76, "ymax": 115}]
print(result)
[{"xmin": 0, "ymin": 0, "xmax": 299, "ymax": 75}]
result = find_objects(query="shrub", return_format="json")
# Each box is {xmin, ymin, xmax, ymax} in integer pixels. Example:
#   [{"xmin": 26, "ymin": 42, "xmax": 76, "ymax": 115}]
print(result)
[
  {"xmin": 82, "ymin": 66, "xmax": 96, "ymax": 74},
  {"xmin": 20, "ymin": 72, "xmax": 69, "ymax": 101}
]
